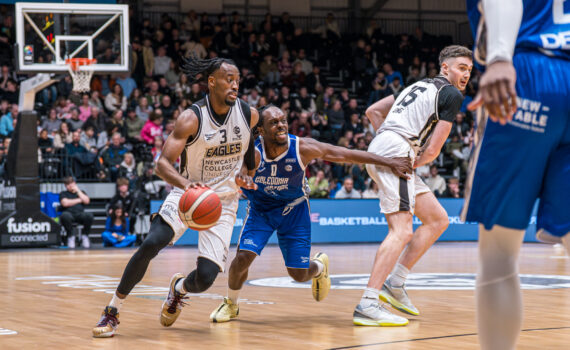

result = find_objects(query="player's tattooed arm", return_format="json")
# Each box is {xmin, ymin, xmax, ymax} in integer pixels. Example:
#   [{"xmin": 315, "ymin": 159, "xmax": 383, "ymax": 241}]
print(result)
[
  {"xmin": 365, "ymin": 94, "xmax": 395, "ymax": 131},
  {"xmin": 299, "ymin": 137, "xmax": 412, "ymax": 179},
  {"xmin": 155, "ymin": 108, "xmax": 202, "ymax": 190}
]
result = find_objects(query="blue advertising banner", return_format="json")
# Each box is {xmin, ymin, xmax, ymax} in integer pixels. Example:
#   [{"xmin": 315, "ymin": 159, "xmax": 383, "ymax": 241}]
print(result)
[{"xmin": 150, "ymin": 199, "xmax": 539, "ymax": 246}]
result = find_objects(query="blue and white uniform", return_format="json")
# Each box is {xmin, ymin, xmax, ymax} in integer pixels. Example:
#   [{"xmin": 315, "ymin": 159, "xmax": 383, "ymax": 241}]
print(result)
[
  {"xmin": 240, "ymin": 134, "xmax": 312, "ymax": 268},
  {"xmin": 462, "ymin": 0, "xmax": 570, "ymax": 237}
]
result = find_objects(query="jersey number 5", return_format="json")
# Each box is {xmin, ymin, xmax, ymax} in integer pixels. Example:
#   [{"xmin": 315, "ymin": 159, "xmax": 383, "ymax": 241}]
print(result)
[{"xmin": 397, "ymin": 86, "xmax": 427, "ymax": 107}]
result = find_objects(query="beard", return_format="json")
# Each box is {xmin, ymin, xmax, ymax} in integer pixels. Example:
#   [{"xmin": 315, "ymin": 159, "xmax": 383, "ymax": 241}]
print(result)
[{"xmin": 224, "ymin": 97, "xmax": 237, "ymax": 106}]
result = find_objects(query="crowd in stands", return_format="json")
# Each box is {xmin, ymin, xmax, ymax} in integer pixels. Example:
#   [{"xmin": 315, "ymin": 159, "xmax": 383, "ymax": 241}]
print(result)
[{"xmin": 0, "ymin": 3, "xmax": 480, "ymax": 222}]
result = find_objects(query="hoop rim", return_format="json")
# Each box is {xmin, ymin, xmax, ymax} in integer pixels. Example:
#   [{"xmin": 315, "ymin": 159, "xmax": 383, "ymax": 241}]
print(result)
[{"xmin": 65, "ymin": 58, "xmax": 97, "ymax": 71}]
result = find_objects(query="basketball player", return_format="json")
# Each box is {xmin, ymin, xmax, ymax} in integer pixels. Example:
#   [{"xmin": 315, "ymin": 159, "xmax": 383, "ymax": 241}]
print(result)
[
  {"xmin": 209, "ymin": 105, "xmax": 412, "ymax": 322},
  {"xmin": 92, "ymin": 57, "xmax": 259, "ymax": 337},
  {"xmin": 463, "ymin": 1, "xmax": 570, "ymax": 349},
  {"xmin": 353, "ymin": 45, "xmax": 473, "ymax": 326}
]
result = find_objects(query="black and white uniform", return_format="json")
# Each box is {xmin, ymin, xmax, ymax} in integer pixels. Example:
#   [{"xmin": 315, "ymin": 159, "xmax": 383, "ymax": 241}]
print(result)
[
  {"xmin": 158, "ymin": 96, "xmax": 251, "ymax": 270},
  {"xmin": 366, "ymin": 76, "xmax": 463, "ymax": 214}
]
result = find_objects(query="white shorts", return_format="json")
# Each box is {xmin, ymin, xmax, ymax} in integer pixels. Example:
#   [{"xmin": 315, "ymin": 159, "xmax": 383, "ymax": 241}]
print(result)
[
  {"xmin": 157, "ymin": 187, "xmax": 239, "ymax": 272},
  {"xmin": 366, "ymin": 131, "xmax": 430, "ymax": 214}
]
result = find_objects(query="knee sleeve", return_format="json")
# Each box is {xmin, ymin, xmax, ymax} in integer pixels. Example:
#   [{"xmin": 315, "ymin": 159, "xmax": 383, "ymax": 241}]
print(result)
[{"xmin": 184, "ymin": 257, "xmax": 220, "ymax": 293}]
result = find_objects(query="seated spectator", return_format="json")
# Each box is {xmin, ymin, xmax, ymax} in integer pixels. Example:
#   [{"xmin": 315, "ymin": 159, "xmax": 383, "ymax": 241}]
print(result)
[
  {"xmin": 326, "ymin": 99, "xmax": 345, "ymax": 138},
  {"xmin": 151, "ymin": 137, "xmax": 164, "ymax": 163},
  {"xmin": 66, "ymin": 107, "xmax": 84, "ymax": 132},
  {"xmin": 153, "ymin": 46, "xmax": 172, "ymax": 76},
  {"xmin": 389, "ymin": 77, "xmax": 403, "ymax": 95},
  {"xmin": 247, "ymin": 88, "xmax": 260, "ymax": 107},
  {"xmin": 109, "ymin": 177, "xmax": 135, "ymax": 217},
  {"xmin": 102, "ymin": 132, "xmax": 128, "ymax": 181},
  {"xmin": 83, "ymin": 106, "xmax": 108, "ymax": 136},
  {"xmin": 42, "ymin": 108, "xmax": 62, "ymax": 135},
  {"xmin": 65, "ymin": 130, "xmax": 96, "ymax": 178},
  {"xmin": 53, "ymin": 122, "xmax": 73, "ymax": 150},
  {"xmin": 125, "ymin": 108, "xmax": 145, "ymax": 143},
  {"xmin": 145, "ymin": 81, "xmax": 163, "ymax": 109},
  {"xmin": 308, "ymin": 170, "xmax": 329, "ymax": 198},
  {"xmin": 141, "ymin": 112, "xmax": 164, "ymax": 145},
  {"xmin": 38, "ymin": 128, "xmax": 54, "ymax": 156},
  {"xmin": 105, "ymin": 83, "xmax": 127, "ymax": 113},
  {"xmin": 295, "ymin": 87, "xmax": 316, "ymax": 114},
  {"xmin": 89, "ymin": 90, "xmax": 104, "ymax": 110},
  {"xmin": 442, "ymin": 177, "xmax": 463, "ymax": 198},
  {"xmin": 80, "ymin": 126, "xmax": 98, "ymax": 153},
  {"xmin": 334, "ymin": 177, "xmax": 362, "ymax": 199},
  {"xmin": 293, "ymin": 48, "xmax": 313, "ymax": 75},
  {"xmin": 59, "ymin": 176, "xmax": 93, "ymax": 248},
  {"xmin": 362, "ymin": 179, "xmax": 380, "ymax": 199},
  {"xmin": 0, "ymin": 103, "xmax": 17, "ymax": 138},
  {"xmin": 55, "ymin": 96, "xmax": 74, "ymax": 119},
  {"xmin": 78, "ymin": 94, "xmax": 93, "ymax": 121},
  {"xmin": 101, "ymin": 203, "xmax": 136, "ymax": 247},
  {"xmin": 118, "ymin": 153, "xmax": 138, "ymax": 189},
  {"xmin": 159, "ymin": 95, "xmax": 175, "ymax": 119},
  {"xmin": 188, "ymin": 83, "xmax": 205, "ymax": 103},
  {"xmin": 289, "ymin": 112, "xmax": 312, "ymax": 138},
  {"xmin": 425, "ymin": 165, "xmax": 446, "ymax": 197},
  {"xmin": 259, "ymin": 54, "xmax": 280, "ymax": 87},
  {"xmin": 135, "ymin": 96, "xmax": 153, "ymax": 122}
]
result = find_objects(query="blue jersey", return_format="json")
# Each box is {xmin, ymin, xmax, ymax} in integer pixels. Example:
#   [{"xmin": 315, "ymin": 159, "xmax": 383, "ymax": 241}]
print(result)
[
  {"xmin": 467, "ymin": 0, "xmax": 570, "ymax": 68},
  {"xmin": 242, "ymin": 134, "xmax": 308, "ymax": 211}
]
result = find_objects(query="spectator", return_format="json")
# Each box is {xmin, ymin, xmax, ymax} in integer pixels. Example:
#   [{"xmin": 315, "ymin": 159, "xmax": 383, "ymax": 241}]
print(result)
[
  {"xmin": 246, "ymin": 88, "xmax": 260, "ymax": 107},
  {"xmin": 102, "ymin": 132, "xmax": 128, "ymax": 181},
  {"xmin": 334, "ymin": 177, "xmax": 362, "ymax": 199},
  {"xmin": 78, "ymin": 94, "xmax": 93, "ymax": 121},
  {"xmin": 305, "ymin": 66, "xmax": 325, "ymax": 94},
  {"xmin": 80, "ymin": 126, "xmax": 98, "ymax": 153},
  {"xmin": 389, "ymin": 77, "xmax": 403, "ymax": 95},
  {"xmin": 82, "ymin": 106, "xmax": 108, "ymax": 136},
  {"xmin": 135, "ymin": 96, "xmax": 153, "ymax": 121},
  {"xmin": 140, "ymin": 112, "xmax": 163, "ymax": 145},
  {"xmin": 175, "ymin": 74, "xmax": 191, "ymax": 101},
  {"xmin": 89, "ymin": 90, "xmax": 104, "ymax": 111},
  {"xmin": 293, "ymin": 48, "xmax": 313, "ymax": 75},
  {"xmin": 450, "ymin": 112, "xmax": 470, "ymax": 139},
  {"xmin": 0, "ymin": 103, "xmax": 17, "ymax": 137},
  {"xmin": 118, "ymin": 153, "xmax": 138, "ymax": 190},
  {"xmin": 115, "ymin": 73, "xmax": 137, "ymax": 99},
  {"xmin": 308, "ymin": 170, "xmax": 329, "ymax": 198},
  {"xmin": 158, "ymin": 76, "xmax": 172, "ymax": 96},
  {"xmin": 362, "ymin": 180, "xmax": 380, "ymax": 199},
  {"xmin": 316, "ymin": 86, "xmax": 336, "ymax": 112},
  {"xmin": 383, "ymin": 63, "xmax": 404, "ymax": 84},
  {"xmin": 105, "ymin": 84, "xmax": 127, "ymax": 113},
  {"xmin": 259, "ymin": 54, "xmax": 280, "ymax": 87},
  {"xmin": 159, "ymin": 95, "xmax": 175, "ymax": 119},
  {"xmin": 295, "ymin": 87, "xmax": 316, "ymax": 114},
  {"xmin": 442, "ymin": 177, "xmax": 463, "ymax": 198},
  {"xmin": 153, "ymin": 46, "xmax": 172, "ymax": 76},
  {"xmin": 125, "ymin": 109, "xmax": 145, "ymax": 143},
  {"xmin": 66, "ymin": 107, "xmax": 84, "ymax": 131},
  {"xmin": 278, "ymin": 50, "xmax": 293, "ymax": 80},
  {"xmin": 101, "ymin": 203, "xmax": 136, "ymax": 247},
  {"xmin": 42, "ymin": 108, "xmax": 62, "ymax": 135},
  {"xmin": 188, "ymin": 83, "xmax": 205, "ymax": 103},
  {"xmin": 142, "ymin": 38, "xmax": 155, "ymax": 77},
  {"xmin": 326, "ymin": 99, "xmax": 345, "ymax": 137},
  {"xmin": 425, "ymin": 165, "xmax": 446, "ymax": 197},
  {"xmin": 145, "ymin": 81, "xmax": 163, "ymax": 109},
  {"xmin": 290, "ymin": 112, "xmax": 312, "ymax": 137},
  {"xmin": 59, "ymin": 176, "xmax": 93, "ymax": 248},
  {"xmin": 38, "ymin": 128, "xmax": 54, "ymax": 157},
  {"xmin": 53, "ymin": 122, "xmax": 72, "ymax": 150}
]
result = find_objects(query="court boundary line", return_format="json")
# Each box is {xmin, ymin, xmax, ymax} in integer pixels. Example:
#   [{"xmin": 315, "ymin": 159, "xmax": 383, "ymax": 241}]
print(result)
[{"xmin": 328, "ymin": 326, "xmax": 570, "ymax": 349}]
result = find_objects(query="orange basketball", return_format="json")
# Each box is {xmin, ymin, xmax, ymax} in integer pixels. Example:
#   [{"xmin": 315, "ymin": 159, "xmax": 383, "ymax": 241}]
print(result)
[{"xmin": 178, "ymin": 186, "xmax": 222, "ymax": 230}]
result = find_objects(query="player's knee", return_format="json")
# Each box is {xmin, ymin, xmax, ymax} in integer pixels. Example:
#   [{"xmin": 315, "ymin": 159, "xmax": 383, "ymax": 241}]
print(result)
[
  {"xmin": 194, "ymin": 257, "xmax": 220, "ymax": 291},
  {"xmin": 138, "ymin": 217, "xmax": 173, "ymax": 258},
  {"xmin": 234, "ymin": 250, "xmax": 256, "ymax": 270},
  {"xmin": 391, "ymin": 229, "xmax": 414, "ymax": 244},
  {"xmin": 436, "ymin": 216, "xmax": 449, "ymax": 233}
]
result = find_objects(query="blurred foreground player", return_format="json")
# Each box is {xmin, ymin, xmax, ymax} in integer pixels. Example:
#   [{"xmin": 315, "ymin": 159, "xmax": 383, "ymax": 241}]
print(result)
[{"xmin": 463, "ymin": 0, "xmax": 570, "ymax": 349}]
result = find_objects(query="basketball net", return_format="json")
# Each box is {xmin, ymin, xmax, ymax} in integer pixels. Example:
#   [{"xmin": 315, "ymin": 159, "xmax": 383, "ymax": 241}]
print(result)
[{"xmin": 66, "ymin": 58, "xmax": 96, "ymax": 93}]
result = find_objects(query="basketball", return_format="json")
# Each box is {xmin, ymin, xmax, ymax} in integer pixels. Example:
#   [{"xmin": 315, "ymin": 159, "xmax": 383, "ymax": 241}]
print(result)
[{"xmin": 178, "ymin": 186, "xmax": 222, "ymax": 230}]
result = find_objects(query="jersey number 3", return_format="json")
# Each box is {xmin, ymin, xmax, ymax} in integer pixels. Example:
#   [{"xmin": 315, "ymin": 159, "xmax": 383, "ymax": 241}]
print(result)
[{"xmin": 397, "ymin": 86, "xmax": 427, "ymax": 107}]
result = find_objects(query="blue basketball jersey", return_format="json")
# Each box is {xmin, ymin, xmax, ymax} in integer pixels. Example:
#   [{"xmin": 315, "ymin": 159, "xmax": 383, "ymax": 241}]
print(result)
[
  {"xmin": 467, "ymin": 0, "xmax": 570, "ymax": 68},
  {"xmin": 242, "ymin": 134, "xmax": 308, "ymax": 211}
]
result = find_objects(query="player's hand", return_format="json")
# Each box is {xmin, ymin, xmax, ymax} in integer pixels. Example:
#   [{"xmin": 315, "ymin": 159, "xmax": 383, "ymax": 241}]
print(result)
[
  {"xmin": 387, "ymin": 157, "xmax": 412, "ymax": 179},
  {"xmin": 235, "ymin": 173, "xmax": 257, "ymax": 190},
  {"xmin": 468, "ymin": 60, "xmax": 518, "ymax": 125},
  {"xmin": 183, "ymin": 182, "xmax": 205, "ymax": 191}
]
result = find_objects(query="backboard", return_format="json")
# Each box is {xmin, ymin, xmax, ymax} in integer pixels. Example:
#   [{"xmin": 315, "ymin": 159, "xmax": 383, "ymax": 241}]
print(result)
[{"xmin": 15, "ymin": 2, "xmax": 130, "ymax": 74}]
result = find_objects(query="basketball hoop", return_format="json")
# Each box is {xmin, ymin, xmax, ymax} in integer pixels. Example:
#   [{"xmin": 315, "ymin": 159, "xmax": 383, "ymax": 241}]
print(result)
[{"xmin": 66, "ymin": 58, "xmax": 96, "ymax": 93}]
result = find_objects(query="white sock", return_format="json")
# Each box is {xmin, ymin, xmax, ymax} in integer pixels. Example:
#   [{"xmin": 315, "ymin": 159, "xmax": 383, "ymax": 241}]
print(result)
[
  {"xmin": 388, "ymin": 263, "xmax": 410, "ymax": 287},
  {"xmin": 109, "ymin": 293, "xmax": 124, "ymax": 312},
  {"xmin": 313, "ymin": 259, "xmax": 324, "ymax": 277},
  {"xmin": 175, "ymin": 278, "xmax": 187, "ymax": 295},
  {"xmin": 360, "ymin": 287, "xmax": 381, "ymax": 307},
  {"xmin": 227, "ymin": 288, "xmax": 241, "ymax": 304}
]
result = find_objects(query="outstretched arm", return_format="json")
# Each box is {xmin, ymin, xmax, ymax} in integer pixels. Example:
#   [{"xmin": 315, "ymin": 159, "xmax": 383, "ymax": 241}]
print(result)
[
  {"xmin": 300, "ymin": 137, "xmax": 411, "ymax": 178},
  {"xmin": 365, "ymin": 94, "xmax": 395, "ymax": 131},
  {"xmin": 155, "ymin": 109, "xmax": 199, "ymax": 190}
]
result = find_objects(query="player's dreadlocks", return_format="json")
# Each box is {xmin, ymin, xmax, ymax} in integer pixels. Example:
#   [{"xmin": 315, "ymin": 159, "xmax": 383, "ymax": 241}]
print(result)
[{"xmin": 181, "ymin": 55, "xmax": 237, "ymax": 82}]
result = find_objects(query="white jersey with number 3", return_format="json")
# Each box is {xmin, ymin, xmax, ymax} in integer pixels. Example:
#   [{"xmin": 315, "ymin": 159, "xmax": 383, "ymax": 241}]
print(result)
[{"xmin": 179, "ymin": 96, "xmax": 251, "ymax": 199}]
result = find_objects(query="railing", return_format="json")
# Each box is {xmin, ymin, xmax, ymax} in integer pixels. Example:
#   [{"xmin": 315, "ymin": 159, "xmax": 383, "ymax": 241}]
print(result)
[{"xmin": 39, "ymin": 149, "xmax": 101, "ymax": 182}]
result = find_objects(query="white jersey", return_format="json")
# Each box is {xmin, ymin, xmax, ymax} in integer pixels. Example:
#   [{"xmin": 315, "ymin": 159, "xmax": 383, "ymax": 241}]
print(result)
[
  {"xmin": 379, "ymin": 76, "xmax": 462, "ymax": 153},
  {"xmin": 179, "ymin": 96, "xmax": 251, "ymax": 198}
]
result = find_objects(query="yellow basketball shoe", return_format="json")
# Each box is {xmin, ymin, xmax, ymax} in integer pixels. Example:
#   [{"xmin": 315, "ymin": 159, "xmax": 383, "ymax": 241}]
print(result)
[
  {"xmin": 311, "ymin": 252, "xmax": 330, "ymax": 301},
  {"xmin": 92, "ymin": 306, "xmax": 120, "ymax": 338},
  {"xmin": 210, "ymin": 297, "xmax": 240, "ymax": 323},
  {"xmin": 353, "ymin": 302, "xmax": 409, "ymax": 326},
  {"xmin": 160, "ymin": 273, "xmax": 188, "ymax": 327},
  {"xmin": 379, "ymin": 281, "xmax": 420, "ymax": 316}
]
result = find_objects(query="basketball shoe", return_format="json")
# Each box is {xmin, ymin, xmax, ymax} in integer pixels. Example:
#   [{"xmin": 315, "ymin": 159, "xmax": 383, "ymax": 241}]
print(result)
[
  {"xmin": 353, "ymin": 302, "xmax": 409, "ymax": 326},
  {"xmin": 379, "ymin": 281, "xmax": 419, "ymax": 316},
  {"xmin": 159, "ymin": 273, "xmax": 189, "ymax": 327},
  {"xmin": 311, "ymin": 252, "xmax": 330, "ymax": 301},
  {"xmin": 210, "ymin": 297, "xmax": 239, "ymax": 323},
  {"xmin": 92, "ymin": 306, "xmax": 120, "ymax": 338}
]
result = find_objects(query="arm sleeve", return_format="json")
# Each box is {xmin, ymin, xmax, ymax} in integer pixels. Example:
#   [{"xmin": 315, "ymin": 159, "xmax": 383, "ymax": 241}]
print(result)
[
  {"xmin": 437, "ymin": 86, "xmax": 464, "ymax": 123},
  {"xmin": 482, "ymin": 0, "xmax": 523, "ymax": 64}
]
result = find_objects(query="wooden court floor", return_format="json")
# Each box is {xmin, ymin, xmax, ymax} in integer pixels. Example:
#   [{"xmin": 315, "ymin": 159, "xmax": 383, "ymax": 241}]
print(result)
[{"xmin": 1, "ymin": 242, "xmax": 570, "ymax": 349}]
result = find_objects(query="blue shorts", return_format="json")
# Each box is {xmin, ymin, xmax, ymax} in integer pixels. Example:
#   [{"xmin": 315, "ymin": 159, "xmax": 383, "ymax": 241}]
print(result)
[
  {"xmin": 238, "ymin": 200, "xmax": 311, "ymax": 268},
  {"xmin": 462, "ymin": 51, "xmax": 570, "ymax": 236}
]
